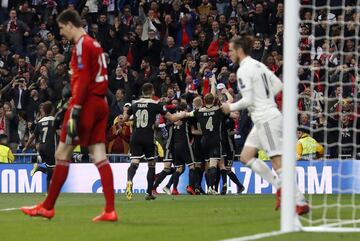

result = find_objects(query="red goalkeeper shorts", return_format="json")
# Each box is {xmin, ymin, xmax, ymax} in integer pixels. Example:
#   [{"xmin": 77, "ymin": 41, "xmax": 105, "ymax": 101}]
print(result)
[{"xmin": 60, "ymin": 95, "xmax": 109, "ymax": 147}]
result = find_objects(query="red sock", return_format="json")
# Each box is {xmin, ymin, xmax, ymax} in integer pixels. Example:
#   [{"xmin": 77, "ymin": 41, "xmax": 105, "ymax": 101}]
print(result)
[
  {"xmin": 96, "ymin": 160, "xmax": 115, "ymax": 212},
  {"xmin": 43, "ymin": 160, "xmax": 70, "ymax": 210}
]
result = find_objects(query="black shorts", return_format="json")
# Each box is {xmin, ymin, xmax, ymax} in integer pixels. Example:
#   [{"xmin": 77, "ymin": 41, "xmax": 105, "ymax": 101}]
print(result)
[
  {"xmin": 38, "ymin": 145, "xmax": 55, "ymax": 167},
  {"xmin": 224, "ymin": 152, "xmax": 234, "ymax": 168},
  {"xmin": 221, "ymin": 141, "xmax": 235, "ymax": 158},
  {"xmin": 164, "ymin": 146, "xmax": 174, "ymax": 162},
  {"xmin": 174, "ymin": 143, "xmax": 194, "ymax": 167},
  {"xmin": 130, "ymin": 137, "xmax": 155, "ymax": 160},
  {"xmin": 201, "ymin": 138, "xmax": 222, "ymax": 161},
  {"xmin": 192, "ymin": 138, "xmax": 205, "ymax": 163}
]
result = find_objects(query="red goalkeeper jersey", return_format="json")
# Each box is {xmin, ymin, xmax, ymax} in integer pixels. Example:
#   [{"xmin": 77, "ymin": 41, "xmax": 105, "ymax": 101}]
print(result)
[{"xmin": 69, "ymin": 34, "xmax": 108, "ymax": 107}]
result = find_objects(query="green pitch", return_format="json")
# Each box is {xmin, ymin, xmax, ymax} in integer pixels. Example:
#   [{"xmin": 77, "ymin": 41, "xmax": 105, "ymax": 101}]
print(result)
[{"xmin": 1, "ymin": 194, "xmax": 359, "ymax": 241}]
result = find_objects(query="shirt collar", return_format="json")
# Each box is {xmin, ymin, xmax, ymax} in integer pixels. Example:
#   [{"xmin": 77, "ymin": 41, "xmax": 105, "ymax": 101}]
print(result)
[{"xmin": 239, "ymin": 56, "xmax": 251, "ymax": 67}]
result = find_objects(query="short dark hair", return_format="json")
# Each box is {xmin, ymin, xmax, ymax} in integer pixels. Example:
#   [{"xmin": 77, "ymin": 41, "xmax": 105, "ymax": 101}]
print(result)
[
  {"xmin": 142, "ymin": 83, "xmax": 154, "ymax": 96},
  {"xmin": 204, "ymin": 93, "xmax": 215, "ymax": 105},
  {"xmin": 42, "ymin": 101, "xmax": 53, "ymax": 116},
  {"xmin": 230, "ymin": 33, "xmax": 254, "ymax": 55},
  {"xmin": 56, "ymin": 9, "xmax": 82, "ymax": 28},
  {"xmin": 142, "ymin": 57, "xmax": 150, "ymax": 64}
]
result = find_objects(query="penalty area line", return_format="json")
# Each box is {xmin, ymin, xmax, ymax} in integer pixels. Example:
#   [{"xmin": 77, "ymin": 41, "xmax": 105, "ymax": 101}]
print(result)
[
  {"xmin": 0, "ymin": 208, "xmax": 19, "ymax": 212},
  {"xmin": 221, "ymin": 231, "xmax": 286, "ymax": 241}
]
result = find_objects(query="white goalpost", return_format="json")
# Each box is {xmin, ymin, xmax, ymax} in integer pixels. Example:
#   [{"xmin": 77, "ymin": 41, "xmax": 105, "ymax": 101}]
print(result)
[
  {"xmin": 281, "ymin": 0, "xmax": 300, "ymax": 233},
  {"xmin": 283, "ymin": 0, "xmax": 360, "ymax": 234}
]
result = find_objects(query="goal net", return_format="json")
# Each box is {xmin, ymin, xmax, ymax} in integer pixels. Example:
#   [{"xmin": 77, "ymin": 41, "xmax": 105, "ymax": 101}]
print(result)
[{"xmin": 296, "ymin": 0, "xmax": 360, "ymax": 231}]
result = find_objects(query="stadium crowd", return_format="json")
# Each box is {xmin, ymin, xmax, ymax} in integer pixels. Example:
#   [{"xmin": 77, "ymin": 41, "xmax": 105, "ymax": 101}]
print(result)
[{"xmin": 0, "ymin": 0, "xmax": 358, "ymax": 162}]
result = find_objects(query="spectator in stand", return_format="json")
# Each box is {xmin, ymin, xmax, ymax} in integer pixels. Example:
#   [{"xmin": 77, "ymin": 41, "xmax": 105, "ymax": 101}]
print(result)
[
  {"xmin": 251, "ymin": 37, "xmax": 265, "ymax": 61},
  {"xmin": 161, "ymin": 36, "xmax": 182, "ymax": 67},
  {"xmin": 107, "ymin": 114, "xmax": 131, "ymax": 155},
  {"xmin": 227, "ymin": 72, "xmax": 239, "ymax": 95},
  {"xmin": 31, "ymin": 42, "xmax": 47, "ymax": 69},
  {"xmin": 143, "ymin": 29, "xmax": 162, "ymax": 67},
  {"xmin": 26, "ymin": 89, "xmax": 40, "ymax": 122},
  {"xmin": 246, "ymin": 2, "xmax": 271, "ymax": 36},
  {"xmin": 154, "ymin": 71, "xmax": 167, "ymax": 98},
  {"xmin": 207, "ymin": 21, "xmax": 220, "ymax": 42},
  {"xmin": 299, "ymin": 113, "xmax": 311, "ymax": 128},
  {"xmin": 4, "ymin": 9, "xmax": 30, "ymax": 54},
  {"xmin": 339, "ymin": 113, "xmax": 355, "ymax": 158},
  {"xmin": 3, "ymin": 101, "xmax": 19, "ymax": 152},
  {"xmin": 18, "ymin": 2, "xmax": 38, "ymax": 30},
  {"xmin": 121, "ymin": 5, "xmax": 134, "ymax": 30},
  {"xmin": 197, "ymin": 0, "xmax": 212, "ymax": 16},
  {"xmin": 160, "ymin": 14, "xmax": 177, "ymax": 47},
  {"xmin": 175, "ymin": 9, "xmax": 196, "ymax": 47},
  {"xmin": 225, "ymin": 0, "xmax": 241, "ymax": 20},
  {"xmin": 139, "ymin": 0, "xmax": 161, "ymax": 41},
  {"xmin": 138, "ymin": 57, "xmax": 158, "ymax": 89},
  {"xmin": 98, "ymin": 13, "xmax": 110, "ymax": 37},
  {"xmin": 0, "ymin": 43, "xmax": 14, "ymax": 68},
  {"xmin": 110, "ymin": 89, "xmax": 126, "ymax": 122},
  {"xmin": 0, "ymin": 134, "xmax": 14, "ymax": 163},
  {"xmin": 207, "ymin": 32, "xmax": 229, "ymax": 66},
  {"xmin": 10, "ymin": 76, "xmax": 29, "ymax": 112},
  {"xmin": 185, "ymin": 38, "xmax": 204, "ymax": 62}
]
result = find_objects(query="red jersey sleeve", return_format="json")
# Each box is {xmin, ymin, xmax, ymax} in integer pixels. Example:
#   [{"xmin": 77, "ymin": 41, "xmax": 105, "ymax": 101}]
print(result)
[
  {"xmin": 71, "ymin": 37, "xmax": 92, "ymax": 107},
  {"xmin": 70, "ymin": 35, "xmax": 107, "ymax": 107}
]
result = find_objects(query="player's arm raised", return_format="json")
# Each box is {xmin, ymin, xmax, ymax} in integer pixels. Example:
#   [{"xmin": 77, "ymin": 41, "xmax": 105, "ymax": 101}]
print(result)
[
  {"xmin": 222, "ymin": 88, "xmax": 234, "ymax": 103},
  {"xmin": 209, "ymin": 73, "xmax": 217, "ymax": 97}
]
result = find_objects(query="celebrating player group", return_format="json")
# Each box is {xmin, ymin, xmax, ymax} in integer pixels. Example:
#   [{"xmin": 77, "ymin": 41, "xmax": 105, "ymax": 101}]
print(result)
[{"xmin": 20, "ymin": 9, "xmax": 309, "ymax": 223}]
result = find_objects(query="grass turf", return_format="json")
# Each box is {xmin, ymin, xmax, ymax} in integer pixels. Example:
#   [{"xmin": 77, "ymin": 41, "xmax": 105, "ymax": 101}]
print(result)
[{"xmin": 0, "ymin": 194, "xmax": 360, "ymax": 241}]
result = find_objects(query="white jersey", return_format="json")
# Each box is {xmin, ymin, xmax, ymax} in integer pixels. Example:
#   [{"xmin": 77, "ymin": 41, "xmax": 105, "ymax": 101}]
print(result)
[{"xmin": 236, "ymin": 56, "xmax": 283, "ymax": 123}]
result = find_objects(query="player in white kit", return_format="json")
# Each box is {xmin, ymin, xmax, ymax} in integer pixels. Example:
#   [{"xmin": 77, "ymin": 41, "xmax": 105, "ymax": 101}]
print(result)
[{"xmin": 222, "ymin": 34, "xmax": 309, "ymax": 215}]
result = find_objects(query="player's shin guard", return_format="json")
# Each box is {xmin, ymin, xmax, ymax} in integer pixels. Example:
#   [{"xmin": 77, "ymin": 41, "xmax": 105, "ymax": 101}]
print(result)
[
  {"xmin": 193, "ymin": 167, "xmax": 201, "ymax": 189},
  {"xmin": 215, "ymin": 168, "xmax": 220, "ymax": 191},
  {"xmin": 246, "ymin": 158, "xmax": 280, "ymax": 189},
  {"xmin": 207, "ymin": 167, "xmax": 217, "ymax": 189},
  {"xmin": 189, "ymin": 168, "xmax": 194, "ymax": 188},
  {"xmin": 154, "ymin": 168, "xmax": 171, "ymax": 188},
  {"xmin": 46, "ymin": 168, "xmax": 54, "ymax": 192},
  {"xmin": 43, "ymin": 160, "xmax": 70, "ymax": 210},
  {"xmin": 146, "ymin": 165, "xmax": 156, "ymax": 195},
  {"xmin": 220, "ymin": 169, "xmax": 227, "ymax": 185},
  {"xmin": 227, "ymin": 170, "xmax": 244, "ymax": 189},
  {"xmin": 96, "ymin": 160, "xmax": 115, "ymax": 212},
  {"xmin": 173, "ymin": 171, "xmax": 181, "ymax": 190},
  {"xmin": 127, "ymin": 163, "xmax": 139, "ymax": 182},
  {"xmin": 166, "ymin": 174, "xmax": 174, "ymax": 188}
]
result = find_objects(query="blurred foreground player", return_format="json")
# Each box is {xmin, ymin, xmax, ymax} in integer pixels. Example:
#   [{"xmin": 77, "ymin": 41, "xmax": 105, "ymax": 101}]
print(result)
[
  {"xmin": 20, "ymin": 9, "xmax": 117, "ymax": 222},
  {"xmin": 222, "ymin": 34, "xmax": 309, "ymax": 215}
]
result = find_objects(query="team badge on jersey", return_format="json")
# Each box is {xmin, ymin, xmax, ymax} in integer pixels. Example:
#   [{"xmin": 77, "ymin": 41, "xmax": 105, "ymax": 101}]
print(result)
[{"xmin": 238, "ymin": 77, "xmax": 246, "ymax": 89}]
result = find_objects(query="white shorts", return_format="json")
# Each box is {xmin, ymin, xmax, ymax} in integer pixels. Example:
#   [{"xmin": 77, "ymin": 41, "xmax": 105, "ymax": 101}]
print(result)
[{"xmin": 244, "ymin": 115, "xmax": 282, "ymax": 157}]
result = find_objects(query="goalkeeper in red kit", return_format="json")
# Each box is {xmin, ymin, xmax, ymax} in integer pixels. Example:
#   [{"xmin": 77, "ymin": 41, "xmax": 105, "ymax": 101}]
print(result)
[{"xmin": 20, "ymin": 9, "xmax": 117, "ymax": 222}]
